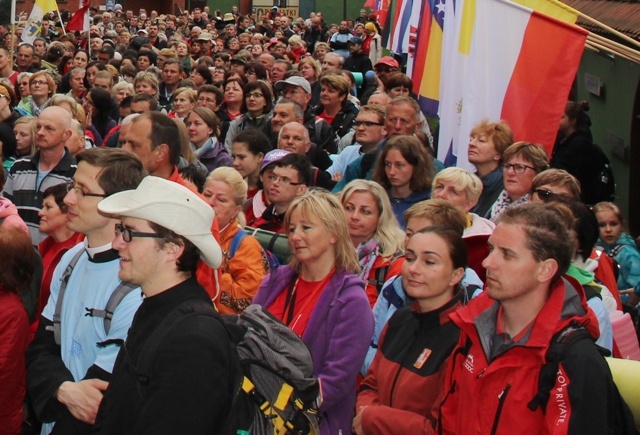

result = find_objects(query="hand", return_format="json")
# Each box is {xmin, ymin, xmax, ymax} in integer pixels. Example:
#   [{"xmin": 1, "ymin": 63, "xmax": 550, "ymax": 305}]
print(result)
[
  {"xmin": 332, "ymin": 172, "xmax": 343, "ymax": 182},
  {"xmin": 352, "ymin": 405, "xmax": 367, "ymax": 435},
  {"xmin": 56, "ymin": 379, "xmax": 109, "ymax": 424}
]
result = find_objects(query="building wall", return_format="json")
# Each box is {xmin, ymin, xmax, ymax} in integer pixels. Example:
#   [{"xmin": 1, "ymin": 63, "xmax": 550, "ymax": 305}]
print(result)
[{"xmin": 574, "ymin": 50, "xmax": 640, "ymax": 230}]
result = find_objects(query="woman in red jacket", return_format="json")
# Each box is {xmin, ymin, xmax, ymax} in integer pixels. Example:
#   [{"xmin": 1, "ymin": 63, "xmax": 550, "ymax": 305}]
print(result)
[
  {"xmin": 353, "ymin": 225, "xmax": 467, "ymax": 434},
  {"xmin": 0, "ymin": 227, "xmax": 35, "ymax": 434}
]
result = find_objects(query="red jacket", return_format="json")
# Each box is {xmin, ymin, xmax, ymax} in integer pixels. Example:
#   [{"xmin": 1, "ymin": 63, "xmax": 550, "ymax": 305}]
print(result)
[
  {"xmin": 357, "ymin": 297, "xmax": 461, "ymax": 434},
  {"xmin": 439, "ymin": 277, "xmax": 617, "ymax": 435}
]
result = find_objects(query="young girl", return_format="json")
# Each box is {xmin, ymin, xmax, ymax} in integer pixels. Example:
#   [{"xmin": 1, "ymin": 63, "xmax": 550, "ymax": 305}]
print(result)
[
  {"xmin": 594, "ymin": 201, "xmax": 640, "ymax": 306},
  {"xmin": 230, "ymin": 129, "xmax": 271, "ymax": 199}
]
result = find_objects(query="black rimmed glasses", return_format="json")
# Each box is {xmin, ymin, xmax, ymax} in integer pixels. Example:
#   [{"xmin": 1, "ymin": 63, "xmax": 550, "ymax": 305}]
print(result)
[
  {"xmin": 66, "ymin": 181, "xmax": 107, "ymax": 199},
  {"xmin": 354, "ymin": 120, "xmax": 384, "ymax": 128},
  {"xmin": 115, "ymin": 223, "xmax": 163, "ymax": 243},
  {"xmin": 503, "ymin": 163, "xmax": 536, "ymax": 174}
]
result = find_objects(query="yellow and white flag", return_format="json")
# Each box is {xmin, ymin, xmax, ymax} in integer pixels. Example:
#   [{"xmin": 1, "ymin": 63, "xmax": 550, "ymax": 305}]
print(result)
[{"xmin": 22, "ymin": 0, "xmax": 58, "ymax": 43}]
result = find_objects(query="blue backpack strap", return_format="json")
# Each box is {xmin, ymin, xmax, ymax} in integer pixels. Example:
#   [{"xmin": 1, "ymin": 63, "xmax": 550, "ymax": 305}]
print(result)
[
  {"xmin": 46, "ymin": 249, "xmax": 85, "ymax": 345},
  {"xmin": 229, "ymin": 230, "xmax": 248, "ymax": 259}
]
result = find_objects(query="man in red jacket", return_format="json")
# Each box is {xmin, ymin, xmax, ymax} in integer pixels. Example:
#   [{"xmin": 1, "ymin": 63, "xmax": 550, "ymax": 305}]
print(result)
[{"xmin": 439, "ymin": 202, "xmax": 624, "ymax": 434}]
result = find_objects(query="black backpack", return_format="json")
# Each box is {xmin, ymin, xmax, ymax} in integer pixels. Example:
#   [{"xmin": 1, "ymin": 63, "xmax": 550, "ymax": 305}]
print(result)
[{"xmin": 583, "ymin": 143, "xmax": 615, "ymax": 205}]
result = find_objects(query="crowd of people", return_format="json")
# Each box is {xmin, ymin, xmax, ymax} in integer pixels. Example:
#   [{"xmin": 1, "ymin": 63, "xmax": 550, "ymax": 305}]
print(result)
[{"xmin": 0, "ymin": 4, "xmax": 639, "ymax": 435}]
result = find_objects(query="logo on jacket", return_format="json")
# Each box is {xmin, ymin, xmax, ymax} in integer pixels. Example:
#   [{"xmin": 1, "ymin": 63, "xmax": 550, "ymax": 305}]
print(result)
[{"xmin": 463, "ymin": 353, "xmax": 474, "ymax": 373}]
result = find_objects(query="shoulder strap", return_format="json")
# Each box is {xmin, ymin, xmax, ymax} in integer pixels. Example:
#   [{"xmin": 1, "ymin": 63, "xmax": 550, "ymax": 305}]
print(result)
[
  {"xmin": 84, "ymin": 281, "xmax": 138, "ymax": 335},
  {"xmin": 46, "ymin": 249, "xmax": 85, "ymax": 345},
  {"xmin": 229, "ymin": 230, "xmax": 248, "ymax": 259},
  {"xmin": 527, "ymin": 323, "xmax": 593, "ymax": 412},
  {"xmin": 136, "ymin": 298, "xmax": 217, "ymax": 387}
]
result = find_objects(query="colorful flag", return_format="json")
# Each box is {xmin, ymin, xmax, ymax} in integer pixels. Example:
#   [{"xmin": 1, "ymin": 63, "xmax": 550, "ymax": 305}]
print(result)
[
  {"xmin": 67, "ymin": 0, "xmax": 91, "ymax": 32},
  {"xmin": 437, "ymin": 0, "xmax": 587, "ymax": 169},
  {"xmin": 22, "ymin": 0, "xmax": 58, "ymax": 43}
]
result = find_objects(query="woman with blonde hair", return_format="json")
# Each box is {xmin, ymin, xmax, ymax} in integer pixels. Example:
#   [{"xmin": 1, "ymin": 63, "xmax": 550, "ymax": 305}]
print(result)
[
  {"xmin": 298, "ymin": 56, "xmax": 322, "ymax": 107},
  {"xmin": 168, "ymin": 87, "xmax": 197, "ymax": 120},
  {"xmin": 254, "ymin": 190, "xmax": 374, "ymax": 435},
  {"xmin": 13, "ymin": 116, "xmax": 37, "ymax": 158},
  {"xmin": 432, "ymin": 167, "xmax": 494, "ymax": 281},
  {"xmin": 202, "ymin": 167, "xmax": 267, "ymax": 314},
  {"xmin": 340, "ymin": 179, "xmax": 405, "ymax": 306}
]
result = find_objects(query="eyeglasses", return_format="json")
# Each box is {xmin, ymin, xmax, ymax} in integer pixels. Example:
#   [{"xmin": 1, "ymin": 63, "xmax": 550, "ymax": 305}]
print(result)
[
  {"xmin": 503, "ymin": 163, "xmax": 536, "ymax": 174},
  {"xmin": 115, "ymin": 223, "xmax": 163, "ymax": 243},
  {"xmin": 31, "ymin": 80, "xmax": 48, "ymax": 86},
  {"xmin": 246, "ymin": 92, "xmax": 264, "ymax": 99},
  {"xmin": 354, "ymin": 120, "xmax": 384, "ymax": 128},
  {"xmin": 66, "ymin": 181, "xmax": 107, "ymax": 199},
  {"xmin": 267, "ymin": 174, "xmax": 303, "ymax": 186}
]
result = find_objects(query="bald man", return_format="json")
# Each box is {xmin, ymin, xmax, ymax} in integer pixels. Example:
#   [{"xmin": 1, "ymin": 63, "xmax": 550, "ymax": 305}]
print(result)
[{"xmin": 2, "ymin": 106, "xmax": 77, "ymax": 244}]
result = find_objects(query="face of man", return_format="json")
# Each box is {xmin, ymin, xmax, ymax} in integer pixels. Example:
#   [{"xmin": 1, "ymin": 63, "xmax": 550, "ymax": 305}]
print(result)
[
  {"xmin": 66, "ymin": 124, "xmax": 86, "ymax": 155},
  {"xmin": 162, "ymin": 62, "xmax": 181, "ymax": 86},
  {"xmin": 33, "ymin": 39, "xmax": 46, "ymax": 56},
  {"xmin": 340, "ymin": 21, "xmax": 349, "ymax": 31},
  {"xmin": 90, "ymin": 38, "xmax": 103, "ymax": 52},
  {"xmin": 93, "ymin": 76, "xmax": 111, "ymax": 91},
  {"xmin": 98, "ymin": 50, "xmax": 112, "ymax": 64},
  {"xmin": 272, "ymin": 103, "xmax": 300, "ymax": 134},
  {"xmin": 130, "ymin": 100, "xmax": 153, "ymax": 114},
  {"xmin": 64, "ymin": 161, "xmax": 112, "ymax": 243},
  {"xmin": 270, "ymin": 62, "xmax": 288, "ymax": 83},
  {"xmin": 225, "ymin": 25, "xmax": 237, "ymax": 38},
  {"xmin": 258, "ymin": 54, "xmax": 274, "ymax": 72},
  {"xmin": 321, "ymin": 54, "xmax": 341, "ymax": 72},
  {"xmin": 483, "ymin": 222, "xmax": 552, "ymax": 304},
  {"xmin": 385, "ymin": 102, "xmax": 421, "ymax": 136},
  {"xmin": 17, "ymin": 45, "xmax": 34, "ymax": 69},
  {"xmin": 278, "ymin": 123, "xmax": 310, "ymax": 155},
  {"xmin": 0, "ymin": 49, "xmax": 10, "ymax": 70},
  {"xmin": 122, "ymin": 117, "xmax": 160, "ymax": 174},
  {"xmin": 354, "ymin": 111, "xmax": 387, "ymax": 148},
  {"xmin": 269, "ymin": 165, "xmax": 306, "ymax": 207},
  {"xmin": 35, "ymin": 108, "xmax": 71, "ymax": 150},
  {"xmin": 197, "ymin": 92, "xmax": 219, "ymax": 111},
  {"xmin": 349, "ymin": 42, "xmax": 362, "ymax": 54},
  {"xmin": 148, "ymin": 25, "xmax": 158, "ymax": 38},
  {"xmin": 280, "ymin": 84, "xmax": 311, "ymax": 110}
]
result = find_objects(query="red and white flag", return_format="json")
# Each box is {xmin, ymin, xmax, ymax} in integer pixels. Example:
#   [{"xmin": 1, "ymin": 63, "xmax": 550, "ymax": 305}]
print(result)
[{"xmin": 67, "ymin": 0, "xmax": 91, "ymax": 32}]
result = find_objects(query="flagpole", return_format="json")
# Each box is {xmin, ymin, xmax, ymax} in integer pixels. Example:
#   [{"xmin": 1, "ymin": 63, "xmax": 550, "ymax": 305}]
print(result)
[
  {"xmin": 578, "ymin": 12, "xmax": 640, "ymax": 52},
  {"xmin": 56, "ymin": 8, "xmax": 67, "ymax": 35}
]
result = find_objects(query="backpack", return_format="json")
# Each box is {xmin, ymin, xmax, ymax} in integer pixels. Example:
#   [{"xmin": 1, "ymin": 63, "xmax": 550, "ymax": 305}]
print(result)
[
  {"xmin": 46, "ymin": 249, "xmax": 137, "ymax": 345},
  {"xmin": 230, "ymin": 229, "xmax": 281, "ymax": 272},
  {"xmin": 244, "ymin": 226, "xmax": 291, "ymax": 265},
  {"xmin": 221, "ymin": 304, "xmax": 322, "ymax": 435},
  {"xmin": 584, "ymin": 143, "xmax": 615, "ymax": 205},
  {"xmin": 525, "ymin": 323, "xmax": 638, "ymax": 434}
]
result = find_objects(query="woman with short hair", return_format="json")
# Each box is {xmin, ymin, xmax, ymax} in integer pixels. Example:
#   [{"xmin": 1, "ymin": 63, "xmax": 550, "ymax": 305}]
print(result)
[{"xmin": 185, "ymin": 107, "xmax": 232, "ymax": 173}]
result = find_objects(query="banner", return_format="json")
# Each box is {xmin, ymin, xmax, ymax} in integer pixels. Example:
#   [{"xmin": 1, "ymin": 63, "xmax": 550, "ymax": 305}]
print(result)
[
  {"xmin": 22, "ymin": 0, "xmax": 58, "ymax": 43},
  {"xmin": 436, "ymin": 0, "xmax": 587, "ymax": 169},
  {"xmin": 67, "ymin": 0, "xmax": 91, "ymax": 32}
]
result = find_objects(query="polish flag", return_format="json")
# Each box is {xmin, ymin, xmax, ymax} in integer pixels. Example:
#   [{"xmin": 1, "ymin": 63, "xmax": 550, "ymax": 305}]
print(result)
[
  {"xmin": 67, "ymin": 0, "xmax": 91, "ymax": 32},
  {"xmin": 437, "ymin": 0, "xmax": 587, "ymax": 169}
]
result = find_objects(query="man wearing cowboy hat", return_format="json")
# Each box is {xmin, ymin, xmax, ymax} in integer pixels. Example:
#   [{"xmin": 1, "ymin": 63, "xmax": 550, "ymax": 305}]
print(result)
[{"xmin": 94, "ymin": 176, "xmax": 238, "ymax": 433}]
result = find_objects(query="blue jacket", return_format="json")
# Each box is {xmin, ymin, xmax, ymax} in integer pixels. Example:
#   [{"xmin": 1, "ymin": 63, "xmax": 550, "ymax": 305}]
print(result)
[
  {"xmin": 253, "ymin": 266, "xmax": 373, "ymax": 435},
  {"xmin": 597, "ymin": 232, "xmax": 640, "ymax": 293}
]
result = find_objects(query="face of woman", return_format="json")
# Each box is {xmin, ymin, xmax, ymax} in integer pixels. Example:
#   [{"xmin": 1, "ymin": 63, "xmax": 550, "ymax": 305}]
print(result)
[
  {"xmin": 343, "ymin": 191, "xmax": 380, "ymax": 246},
  {"xmin": 86, "ymin": 66, "xmax": 99, "ymax": 86},
  {"xmin": 299, "ymin": 63, "xmax": 316, "ymax": 81},
  {"xmin": 120, "ymin": 34, "xmax": 130, "ymax": 45},
  {"xmin": 38, "ymin": 196, "xmax": 68, "ymax": 235},
  {"xmin": 115, "ymin": 88, "xmax": 132, "ymax": 104},
  {"xmin": 137, "ymin": 56, "xmax": 151, "ymax": 70},
  {"xmin": 177, "ymin": 43, "xmax": 189, "ymax": 57},
  {"xmin": 388, "ymin": 86, "xmax": 410, "ymax": 98},
  {"xmin": 503, "ymin": 155, "xmax": 537, "ymax": 200},
  {"xmin": 18, "ymin": 77, "xmax": 31, "ymax": 97},
  {"xmin": 559, "ymin": 112, "xmax": 575, "ymax": 136},
  {"xmin": 384, "ymin": 149, "xmax": 414, "ymax": 192},
  {"xmin": 202, "ymin": 180, "xmax": 241, "ymax": 228},
  {"xmin": 596, "ymin": 209, "xmax": 623, "ymax": 246},
  {"xmin": 190, "ymin": 70, "xmax": 206, "ymax": 86},
  {"xmin": 173, "ymin": 93, "xmax": 195, "ymax": 116},
  {"xmin": 403, "ymin": 232, "xmax": 463, "ymax": 311},
  {"xmin": 468, "ymin": 131, "xmax": 499, "ymax": 166},
  {"xmin": 224, "ymin": 81, "xmax": 243, "ymax": 104},
  {"xmin": 245, "ymin": 88, "xmax": 266, "ymax": 115},
  {"xmin": 320, "ymin": 85, "xmax": 344, "ymax": 108},
  {"xmin": 30, "ymin": 76, "xmax": 50, "ymax": 99},
  {"xmin": 73, "ymin": 52, "xmax": 89, "ymax": 69},
  {"xmin": 135, "ymin": 81, "xmax": 156, "ymax": 96},
  {"xmin": 315, "ymin": 47, "xmax": 327, "ymax": 59},
  {"xmin": 251, "ymin": 44, "xmax": 263, "ymax": 56},
  {"xmin": 288, "ymin": 208, "xmax": 337, "ymax": 267},
  {"xmin": 432, "ymin": 179, "xmax": 473, "ymax": 212},
  {"xmin": 14, "ymin": 123, "xmax": 33, "ymax": 155},
  {"xmin": 232, "ymin": 142, "xmax": 263, "ymax": 179},
  {"xmin": 229, "ymin": 39, "xmax": 240, "ymax": 51},
  {"xmin": 187, "ymin": 112, "xmax": 214, "ymax": 146},
  {"xmin": 83, "ymin": 94, "xmax": 94, "ymax": 117},
  {"xmin": 213, "ymin": 68, "xmax": 226, "ymax": 82},
  {"xmin": 70, "ymin": 72, "xmax": 86, "ymax": 93}
]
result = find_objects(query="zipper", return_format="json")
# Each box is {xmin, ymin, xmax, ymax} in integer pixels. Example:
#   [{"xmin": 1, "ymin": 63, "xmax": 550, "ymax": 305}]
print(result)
[
  {"xmin": 437, "ymin": 380, "xmax": 457, "ymax": 435},
  {"xmin": 490, "ymin": 382, "xmax": 511, "ymax": 435}
]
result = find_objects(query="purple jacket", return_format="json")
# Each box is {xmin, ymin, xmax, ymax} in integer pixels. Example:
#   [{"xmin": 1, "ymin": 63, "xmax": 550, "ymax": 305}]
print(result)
[{"xmin": 253, "ymin": 266, "xmax": 374, "ymax": 435}]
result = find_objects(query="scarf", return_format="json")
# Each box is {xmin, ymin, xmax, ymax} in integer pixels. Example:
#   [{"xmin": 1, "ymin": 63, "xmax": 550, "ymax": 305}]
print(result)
[
  {"xmin": 357, "ymin": 239, "xmax": 379, "ymax": 282},
  {"xmin": 31, "ymin": 97, "xmax": 50, "ymax": 116},
  {"xmin": 490, "ymin": 190, "xmax": 530, "ymax": 223}
]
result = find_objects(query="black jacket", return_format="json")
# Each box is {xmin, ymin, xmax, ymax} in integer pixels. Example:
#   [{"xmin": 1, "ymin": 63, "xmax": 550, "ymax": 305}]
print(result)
[
  {"xmin": 94, "ymin": 277, "xmax": 238, "ymax": 434},
  {"xmin": 314, "ymin": 99, "xmax": 359, "ymax": 141}
]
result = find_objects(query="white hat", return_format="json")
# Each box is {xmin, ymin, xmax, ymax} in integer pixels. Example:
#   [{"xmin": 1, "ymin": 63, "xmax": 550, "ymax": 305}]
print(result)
[{"xmin": 98, "ymin": 176, "xmax": 222, "ymax": 269}]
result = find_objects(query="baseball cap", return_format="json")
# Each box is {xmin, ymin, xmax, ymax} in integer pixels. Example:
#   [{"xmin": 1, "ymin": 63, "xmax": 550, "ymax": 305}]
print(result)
[
  {"xmin": 350, "ymin": 37, "xmax": 364, "ymax": 45},
  {"xmin": 137, "ymin": 29, "xmax": 148, "ymax": 36},
  {"xmin": 375, "ymin": 56, "xmax": 399, "ymax": 69},
  {"xmin": 274, "ymin": 76, "xmax": 311, "ymax": 94},
  {"xmin": 197, "ymin": 32, "xmax": 213, "ymax": 41},
  {"xmin": 231, "ymin": 54, "xmax": 248, "ymax": 65},
  {"xmin": 98, "ymin": 176, "xmax": 222, "ymax": 269},
  {"xmin": 260, "ymin": 149, "xmax": 291, "ymax": 172}
]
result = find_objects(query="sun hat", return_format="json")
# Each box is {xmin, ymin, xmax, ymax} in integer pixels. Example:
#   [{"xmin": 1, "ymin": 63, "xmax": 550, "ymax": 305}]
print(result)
[{"xmin": 98, "ymin": 176, "xmax": 222, "ymax": 269}]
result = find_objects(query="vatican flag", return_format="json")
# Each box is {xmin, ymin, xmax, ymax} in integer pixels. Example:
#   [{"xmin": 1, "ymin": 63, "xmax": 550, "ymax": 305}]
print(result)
[{"xmin": 22, "ymin": 0, "xmax": 58, "ymax": 43}]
